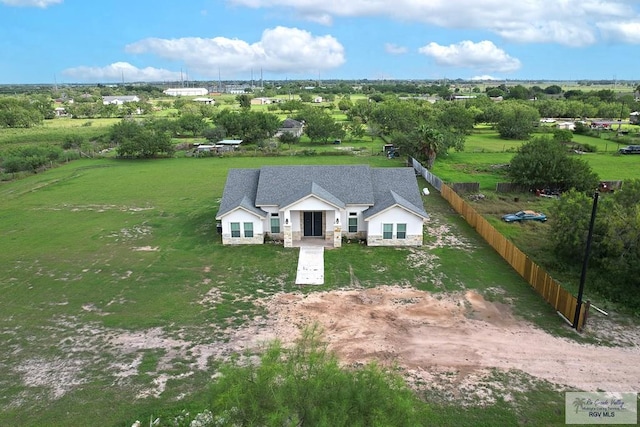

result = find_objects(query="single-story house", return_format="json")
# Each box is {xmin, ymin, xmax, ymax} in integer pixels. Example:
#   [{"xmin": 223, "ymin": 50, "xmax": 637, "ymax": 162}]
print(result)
[
  {"xmin": 275, "ymin": 118, "xmax": 305, "ymax": 138},
  {"xmin": 215, "ymin": 165, "xmax": 429, "ymax": 247},
  {"xmin": 193, "ymin": 97, "xmax": 215, "ymax": 105},
  {"xmin": 251, "ymin": 97, "xmax": 273, "ymax": 105},
  {"xmin": 102, "ymin": 95, "xmax": 140, "ymax": 105}
]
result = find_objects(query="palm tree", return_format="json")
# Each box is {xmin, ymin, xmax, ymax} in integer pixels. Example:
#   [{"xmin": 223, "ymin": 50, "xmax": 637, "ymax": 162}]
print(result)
[{"xmin": 415, "ymin": 124, "xmax": 443, "ymax": 169}]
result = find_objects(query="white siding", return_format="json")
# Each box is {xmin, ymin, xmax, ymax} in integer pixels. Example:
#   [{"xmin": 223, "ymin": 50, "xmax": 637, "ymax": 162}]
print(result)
[
  {"xmin": 366, "ymin": 206, "xmax": 424, "ymax": 246},
  {"xmin": 219, "ymin": 209, "xmax": 265, "ymax": 244}
]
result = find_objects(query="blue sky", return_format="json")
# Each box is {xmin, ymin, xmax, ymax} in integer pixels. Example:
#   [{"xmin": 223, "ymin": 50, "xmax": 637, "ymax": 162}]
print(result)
[{"xmin": 1, "ymin": 0, "xmax": 640, "ymax": 84}]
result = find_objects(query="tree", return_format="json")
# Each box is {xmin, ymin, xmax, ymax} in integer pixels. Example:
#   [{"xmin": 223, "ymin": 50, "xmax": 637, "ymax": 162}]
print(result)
[
  {"xmin": 496, "ymin": 102, "xmax": 540, "ymax": 140},
  {"xmin": 549, "ymin": 189, "xmax": 594, "ymax": 260},
  {"xmin": 213, "ymin": 110, "xmax": 281, "ymax": 144},
  {"xmin": 203, "ymin": 126, "xmax": 226, "ymax": 143},
  {"xmin": 505, "ymin": 84, "xmax": 532, "ymax": 100},
  {"xmin": 279, "ymin": 100, "xmax": 303, "ymax": 114},
  {"xmin": 346, "ymin": 118, "xmax": 366, "ymax": 140},
  {"xmin": 553, "ymin": 128, "xmax": 573, "ymax": 143},
  {"xmin": 0, "ymin": 97, "xmax": 44, "ymax": 128},
  {"xmin": 300, "ymin": 108, "xmax": 344, "ymax": 143},
  {"xmin": 299, "ymin": 93, "xmax": 313, "ymax": 103},
  {"xmin": 507, "ymin": 136, "xmax": 599, "ymax": 192},
  {"xmin": 550, "ymin": 180, "xmax": 640, "ymax": 309},
  {"xmin": 413, "ymin": 125, "xmax": 444, "ymax": 169},
  {"xmin": 337, "ymin": 97, "xmax": 353, "ymax": 112},
  {"xmin": 110, "ymin": 119, "xmax": 174, "ymax": 158},
  {"xmin": 544, "ymin": 85, "xmax": 563, "ymax": 95},
  {"xmin": 236, "ymin": 94, "xmax": 252, "ymax": 109},
  {"xmin": 278, "ymin": 131, "xmax": 299, "ymax": 147},
  {"xmin": 177, "ymin": 113, "xmax": 207, "ymax": 136}
]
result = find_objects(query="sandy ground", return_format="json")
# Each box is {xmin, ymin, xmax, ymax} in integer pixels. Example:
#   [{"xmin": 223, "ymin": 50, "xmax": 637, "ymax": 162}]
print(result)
[
  {"xmin": 10, "ymin": 218, "xmax": 640, "ymax": 406},
  {"xmin": 14, "ymin": 285, "xmax": 639, "ymax": 407},
  {"xmin": 235, "ymin": 286, "xmax": 640, "ymax": 399}
]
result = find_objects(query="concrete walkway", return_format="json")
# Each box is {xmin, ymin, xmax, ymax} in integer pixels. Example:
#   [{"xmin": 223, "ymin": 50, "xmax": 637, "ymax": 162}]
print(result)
[{"xmin": 295, "ymin": 246, "xmax": 325, "ymax": 285}]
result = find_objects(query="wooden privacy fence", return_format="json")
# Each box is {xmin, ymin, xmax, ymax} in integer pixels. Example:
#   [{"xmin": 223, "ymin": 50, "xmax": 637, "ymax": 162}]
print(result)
[
  {"xmin": 441, "ymin": 184, "xmax": 586, "ymax": 330},
  {"xmin": 409, "ymin": 157, "xmax": 586, "ymax": 330}
]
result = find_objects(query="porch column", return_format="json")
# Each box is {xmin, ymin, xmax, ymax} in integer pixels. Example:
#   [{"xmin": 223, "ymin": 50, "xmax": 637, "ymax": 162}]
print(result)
[
  {"xmin": 333, "ymin": 216, "xmax": 342, "ymax": 248},
  {"xmin": 283, "ymin": 215, "xmax": 293, "ymax": 248}
]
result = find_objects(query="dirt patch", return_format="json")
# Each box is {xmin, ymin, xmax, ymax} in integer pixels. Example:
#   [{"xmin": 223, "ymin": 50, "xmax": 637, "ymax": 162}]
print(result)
[
  {"xmin": 245, "ymin": 286, "xmax": 640, "ymax": 395},
  {"xmin": 132, "ymin": 246, "xmax": 159, "ymax": 252},
  {"xmin": 11, "ymin": 287, "xmax": 640, "ymax": 405}
]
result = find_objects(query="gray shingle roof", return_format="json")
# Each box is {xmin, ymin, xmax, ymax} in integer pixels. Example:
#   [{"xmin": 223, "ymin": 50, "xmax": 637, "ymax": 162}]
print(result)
[
  {"xmin": 363, "ymin": 168, "xmax": 429, "ymax": 219},
  {"xmin": 216, "ymin": 169, "xmax": 267, "ymax": 219},
  {"xmin": 217, "ymin": 165, "xmax": 427, "ymax": 220},
  {"xmin": 254, "ymin": 165, "xmax": 375, "ymax": 207},
  {"xmin": 279, "ymin": 181, "xmax": 346, "ymax": 209},
  {"xmin": 281, "ymin": 118, "xmax": 303, "ymax": 128}
]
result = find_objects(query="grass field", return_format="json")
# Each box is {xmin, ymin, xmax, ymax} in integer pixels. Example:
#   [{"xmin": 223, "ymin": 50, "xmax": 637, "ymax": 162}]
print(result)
[
  {"xmin": 432, "ymin": 127, "xmax": 640, "ymax": 189},
  {"xmin": 0, "ymin": 117, "xmax": 117, "ymax": 147},
  {"xmin": 0, "ymin": 154, "xmax": 588, "ymax": 426}
]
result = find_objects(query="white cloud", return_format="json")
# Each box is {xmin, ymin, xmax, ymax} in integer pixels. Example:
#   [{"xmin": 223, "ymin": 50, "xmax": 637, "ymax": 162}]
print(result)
[
  {"xmin": 226, "ymin": 0, "xmax": 639, "ymax": 46},
  {"xmin": 419, "ymin": 40, "xmax": 521, "ymax": 73},
  {"xmin": 0, "ymin": 0, "xmax": 61, "ymax": 7},
  {"xmin": 598, "ymin": 20, "xmax": 640, "ymax": 43},
  {"xmin": 62, "ymin": 62, "xmax": 182, "ymax": 82},
  {"xmin": 125, "ymin": 26, "xmax": 345, "ymax": 76},
  {"xmin": 384, "ymin": 43, "xmax": 408, "ymax": 55},
  {"xmin": 471, "ymin": 75, "xmax": 500, "ymax": 81}
]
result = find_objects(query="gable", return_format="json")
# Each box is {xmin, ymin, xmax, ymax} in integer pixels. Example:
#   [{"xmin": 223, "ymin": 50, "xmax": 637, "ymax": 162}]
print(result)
[
  {"xmin": 216, "ymin": 169, "xmax": 267, "ymax": 219},
  {"xmin": 363, "ymin": 168, "xmax": 428, "ymax": 219}
]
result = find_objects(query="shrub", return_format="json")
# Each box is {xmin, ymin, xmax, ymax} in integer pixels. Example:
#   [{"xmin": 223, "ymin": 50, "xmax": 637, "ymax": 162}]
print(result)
[{"xmin": 206, "ymin": 326, "xmax": 430, "ymax": 426}]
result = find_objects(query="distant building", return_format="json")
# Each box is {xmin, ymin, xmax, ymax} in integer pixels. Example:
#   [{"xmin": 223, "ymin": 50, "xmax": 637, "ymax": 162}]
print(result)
[
  {"xmin": 163, "ymin": 88, "xmax": 208, "ymax": 97},
  {"xmin": 630, "ymin": 111, "xmax": 640, "ymax": 125},
  {"xmin": 193, "ymin": 97, "xmax": 215, "ymax": 105},
  {"xmin": 276, "ymin": 118, "xmax": 305, "ymax": 138},
  {"xmin": 102, "ymin": 95, "xmax": 140, "ymax": 105},
  {"xmin": 251, "ymin": 97, "xmax": 272, "ymax": 105},
  {"xmin": 556, "ymin": 122, "xmax": 576, "ymax": 130}
]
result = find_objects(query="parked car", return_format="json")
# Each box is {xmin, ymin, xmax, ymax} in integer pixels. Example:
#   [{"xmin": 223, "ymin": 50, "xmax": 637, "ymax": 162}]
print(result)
[
  {"xmin": 618, "ymin": 145, "xmax": 640, "ymax": 154},
  {"xmin": 502, "ymin": 210, "xmax": 547, "ymax": 222}
]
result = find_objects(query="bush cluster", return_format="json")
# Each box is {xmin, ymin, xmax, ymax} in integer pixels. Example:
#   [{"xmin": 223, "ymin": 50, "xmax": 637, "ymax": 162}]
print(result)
[{"xmin": 0, "ymin": 145, "xmax": 78, "ymax": 173}]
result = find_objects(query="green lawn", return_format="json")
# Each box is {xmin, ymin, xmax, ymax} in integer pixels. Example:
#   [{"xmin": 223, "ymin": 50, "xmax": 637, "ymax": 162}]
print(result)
[
  {"xmin": 0, "ymin": 155, "xmax": 580, "ymax": 426},
  {"xmin": 0, "ymin": 117, "xmax": 118, "ymax": 147}
]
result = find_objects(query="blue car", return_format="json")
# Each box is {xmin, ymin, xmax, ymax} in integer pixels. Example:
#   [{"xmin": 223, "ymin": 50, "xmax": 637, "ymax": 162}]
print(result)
[{"xmin": 502, "ymin": 210, "xmax": 547, "ymax": 222}]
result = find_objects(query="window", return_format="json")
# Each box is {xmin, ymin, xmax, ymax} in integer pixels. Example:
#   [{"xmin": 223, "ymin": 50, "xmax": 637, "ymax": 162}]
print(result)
[
  {"xmin": 230, "ymin": 222, "xmax": 240, "ymax": 238},
  {"xmin": 397, "ymin": 223, "xmax": 407, "ymax": 239},
  {"xmin": 348, "ymin": 214, "xmax": 357, "ymax": 233},
  {"xmin": 243, "ymin": 222, "xmax": 254, "ymax": 238},
  {"xmin": 383, "ymin": 223, "xmax": 393, "ymax": 239},
  {"xmin": 270, "ymin": 217, "xmax": 280, "ymax": 233}
]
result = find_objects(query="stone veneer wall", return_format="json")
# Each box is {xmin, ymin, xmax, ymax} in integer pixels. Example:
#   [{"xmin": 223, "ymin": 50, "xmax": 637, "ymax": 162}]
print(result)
[
  {"xmin": 366, "ymin": 234, "xmax": 422, "ymax": 247},
  {"xmin": 221, "ymin": 233, "xmax": 265, "ymax": 245}
]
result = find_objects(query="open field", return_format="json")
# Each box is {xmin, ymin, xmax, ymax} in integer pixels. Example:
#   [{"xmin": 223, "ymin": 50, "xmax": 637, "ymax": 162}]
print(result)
[
  {"xmin": 0, "ymin": 118, "xmax": 118, "ymax": 147},
  {"xmin": 1, "ymin": 155, "xmax": 639, "ymax": 426}
]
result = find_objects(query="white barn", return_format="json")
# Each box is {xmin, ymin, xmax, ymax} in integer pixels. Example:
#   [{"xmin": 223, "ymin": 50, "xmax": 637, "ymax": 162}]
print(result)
[{"xmin": 163, "ymin": 88, "xmax": 209, "ymax": 97}]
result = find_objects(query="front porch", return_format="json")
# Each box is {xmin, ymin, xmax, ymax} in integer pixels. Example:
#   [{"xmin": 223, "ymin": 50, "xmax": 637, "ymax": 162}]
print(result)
[{"xmin": 283, "ymin": 209, "xmax": 342, "ymax": 249}]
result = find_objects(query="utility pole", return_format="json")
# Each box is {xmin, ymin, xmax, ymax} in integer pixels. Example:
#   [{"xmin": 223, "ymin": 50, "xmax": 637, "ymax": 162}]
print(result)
[{"xmin": 573, "ymin": 191, "xmax": 599, "ymax": 330}]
